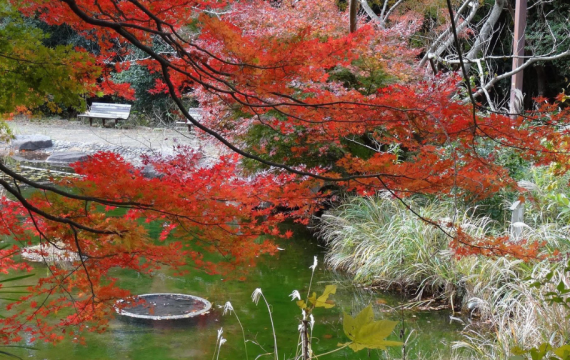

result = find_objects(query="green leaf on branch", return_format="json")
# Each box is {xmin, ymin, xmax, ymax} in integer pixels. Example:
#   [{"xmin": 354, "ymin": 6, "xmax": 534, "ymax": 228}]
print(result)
[
  {"xmin": 342, "ymin": 304, "xmax": 403, "ymax": 352},
  {"xmin": 511, "ymin": 343, "xmax": 570, "ymax": 360},
  {"xmin": 530, "ymin": 343, "xmax": 552, "ymax": 360},
  {"xmin": 313, "ymin": 285, "xmax": 336, "ymax": 308},
  {"xmin": 298, "ymin": 285, "xmax": 337, "ymax": 310},
  {"xmin": 554, "ymin": 345, "xmax": 570, "ymax": 360},
  {"xmin": 555, "ymin": 345, "xmax": 570, "ymax": 359}
]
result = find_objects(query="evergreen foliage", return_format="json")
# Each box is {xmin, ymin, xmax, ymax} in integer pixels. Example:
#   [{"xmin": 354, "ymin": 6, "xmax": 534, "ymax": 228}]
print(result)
[{"xmin": 0, "ymin": 6, "xmax": 99, "ymax": 115}]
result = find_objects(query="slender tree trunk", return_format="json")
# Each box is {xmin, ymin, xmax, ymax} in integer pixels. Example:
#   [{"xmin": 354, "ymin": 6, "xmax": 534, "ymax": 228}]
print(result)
[
  {"xmin": 509, "ymin": 0, "xmax": 527, "ymax": 115},
  {"xmin": 349, "ymin": 0, "xmax": 358, "ymax": 33},
  {"xmin": 535, "ymin": 65, "xmax": 545, "ymax": 97}
]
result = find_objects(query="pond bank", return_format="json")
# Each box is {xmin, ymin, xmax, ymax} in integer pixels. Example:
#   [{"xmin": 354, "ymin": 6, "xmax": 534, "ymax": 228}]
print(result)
[{"xmin": 317, "ymin": 194, "xmax": 570, "ymax": 359}]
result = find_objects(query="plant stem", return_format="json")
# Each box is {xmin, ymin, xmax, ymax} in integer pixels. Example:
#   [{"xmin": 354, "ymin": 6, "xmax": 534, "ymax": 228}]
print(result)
[
  {"xmin": 261, "ymin": 293, "xmax": 278, "ymax": 360},
  {"xmin": 312, "ymin": 342, "xmax": 352, "ymax": 358},
  {"xmin": 301, "ymin": 320, "xmax": 309, "ymax": 360},
  {"xmin": 234, "ymin": 312, "xmax": 249, "ymax": 360},
  {"xmin": 400, "ymin": 308, "xmax": 406, "ymax": 360},
  {"xmin": 307, "ymin": 270, "xmax": 315, "ymax": 300}
]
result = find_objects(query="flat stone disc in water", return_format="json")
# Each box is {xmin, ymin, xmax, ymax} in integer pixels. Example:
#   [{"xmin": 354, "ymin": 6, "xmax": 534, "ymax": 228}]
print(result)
[{"xmin": 116, "ymin": 293, "xmax": 212, "ymax": 320}]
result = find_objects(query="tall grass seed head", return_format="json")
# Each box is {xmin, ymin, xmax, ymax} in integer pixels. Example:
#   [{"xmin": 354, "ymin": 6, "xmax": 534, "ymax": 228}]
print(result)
[{"xmin": 252, "ymin": 288, "xmax": 263, "ymax": 305}]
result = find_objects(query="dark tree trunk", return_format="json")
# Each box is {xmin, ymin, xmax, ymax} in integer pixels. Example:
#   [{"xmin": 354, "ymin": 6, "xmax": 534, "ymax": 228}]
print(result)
[
  {"xmin": 349, "ymin": 0, "xmax": 358, "ymax": 33},
  {"xmin": 535, "ymin": 65, "xmax": 546, "ymax": 97}
]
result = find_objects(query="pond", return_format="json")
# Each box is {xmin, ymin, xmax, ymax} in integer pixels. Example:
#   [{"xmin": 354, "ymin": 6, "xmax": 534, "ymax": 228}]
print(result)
[{"xmin": 2, "ymin": 160, "xmax": 465, "ymax": 360}]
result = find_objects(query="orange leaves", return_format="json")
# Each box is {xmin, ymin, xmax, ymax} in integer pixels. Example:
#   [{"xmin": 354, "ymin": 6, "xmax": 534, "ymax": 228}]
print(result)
[
  {"xmin": 450, "ymin": 228, "xmax": 546, "ymax": 261},
  {"xmin": 8, "ymin": 0, "xmax": 570, "ymax": 348},
  {"xmin": 97, "ymin": 80, "xmax": 136, "ymax": 101},
  {"xmin": 194, "ymin": 0, "xmax": 375, "ymax": 99},
  {"xmin": 0, "ymin": 148, "xmax": 320, "ymax": 343}
]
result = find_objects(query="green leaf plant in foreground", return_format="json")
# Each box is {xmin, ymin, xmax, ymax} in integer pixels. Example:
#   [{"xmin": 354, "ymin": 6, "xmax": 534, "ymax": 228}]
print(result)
[
  {"xmin": 341, "ymin": 304, "xmax": 403, "ymax": 352},
  {"xmin": 0, "ymin": 6, "xmax": 101, "ymax": 117},
  {"xmin": 292, "ymin": 258, "xmax": 401, "ymax": 358},
  {"xmin": 219, "ymin": 257, "xmax": 402, "ymax": 360},
  {"xmin": 511, "ymin": 343, "xmax": 570, "ymax": 360}
]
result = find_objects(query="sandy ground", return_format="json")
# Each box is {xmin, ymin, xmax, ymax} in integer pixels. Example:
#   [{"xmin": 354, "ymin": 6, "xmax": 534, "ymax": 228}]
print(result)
[{"xmin": 3, "ymin": 118, "xmax": 220, "ymax": 164}]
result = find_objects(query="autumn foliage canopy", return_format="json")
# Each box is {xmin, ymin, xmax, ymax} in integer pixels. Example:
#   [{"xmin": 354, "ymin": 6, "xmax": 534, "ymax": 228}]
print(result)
[{"xmin": 1, "ymin": 0, "xmax": 570, "ymax": 344}]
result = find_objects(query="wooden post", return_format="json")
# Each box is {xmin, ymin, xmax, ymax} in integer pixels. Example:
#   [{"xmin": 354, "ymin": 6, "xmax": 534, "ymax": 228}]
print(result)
[
  {"xmin": 510, "ymin": 200, "xmax": 524, "ymax": 241},
  {"xmin": 509, "ymin": 0, "xmax": 527, "ymax": 115}
]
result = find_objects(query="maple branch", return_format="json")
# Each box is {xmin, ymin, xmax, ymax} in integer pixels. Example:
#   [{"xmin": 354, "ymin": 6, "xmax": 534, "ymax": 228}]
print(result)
[
  {"xmin": 0, "ymin": 162, "xmax": 153, "ymax": 208},
  {"xmin": 27, "ymin": 218, "xmax": 84, "ymax": 317},
  {"xmin": 62, "ymin": 0, "xmax": 430, "ymax": 118},
  {"xmin": 0, "ymin": 52, "xmax": 69, "ymax": 67},
  {"xmin": 160, "ymin": 63, "xmax": 424, "ymax": 182},
  {"xmin": 0, "ymin": 178, "xmax": 119, "ymax": 236},
  {"xmin": 69, "ymin": 225, "xmax": 97, "ymax": 310},
  {"xmin": 376, "ymin": 177, "xmax": 453, "ymax": 239},
  {"xmin": 11, "ymin": 264, "xmax": 84, "ymax": 336},
  {"xmin": 445, "ymin": 0, "xmax": 477, "ymax": 131}
]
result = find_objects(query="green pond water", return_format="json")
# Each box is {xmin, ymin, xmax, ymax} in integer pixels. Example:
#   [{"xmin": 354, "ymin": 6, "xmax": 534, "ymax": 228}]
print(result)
[{"xmin": 2, "ymin": 161, "xmax": 466, "ymax": 360}]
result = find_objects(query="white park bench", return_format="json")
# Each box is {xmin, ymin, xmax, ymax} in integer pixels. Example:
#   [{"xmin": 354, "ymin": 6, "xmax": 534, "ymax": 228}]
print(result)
[
  {"xmin": 78, "ymin": 102, "xmax": 132, "ymax": 127},
  {"xmin": 176, "ymin": 108, "xmax": 203, "ymax": 131}
]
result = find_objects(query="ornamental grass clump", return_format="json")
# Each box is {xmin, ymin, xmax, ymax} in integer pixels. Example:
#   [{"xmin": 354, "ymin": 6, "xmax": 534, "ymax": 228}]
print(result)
[
  {"xmin": 317, "ymin": 189, "xmax": 570, "ymax": 358},
  {"xmin": 452, "ymin": 260, "xmax": 570, "ymax": 359},
  {"xmin": 317, "ymin": 195, "xmax": 495, "ymax": 301}
]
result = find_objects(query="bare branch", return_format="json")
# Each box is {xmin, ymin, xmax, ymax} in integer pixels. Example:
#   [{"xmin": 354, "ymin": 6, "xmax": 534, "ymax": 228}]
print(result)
[
  {"xmin": 470, "ymin": 49, "xmax": 570, "ymax": 100},
  {"xmin": 419, "ymin": 0, "xmax": 480, "ymax": 68}
]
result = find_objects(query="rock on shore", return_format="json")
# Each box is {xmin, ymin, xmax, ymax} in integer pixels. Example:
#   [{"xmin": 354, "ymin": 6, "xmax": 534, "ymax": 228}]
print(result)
[
  {"xmin": 46, "ymin": 152, "xmax": 90, "ymax": 164},
  {"xmin": 11, "ymin": 134, "xmax": 53, "ymax": 150}
]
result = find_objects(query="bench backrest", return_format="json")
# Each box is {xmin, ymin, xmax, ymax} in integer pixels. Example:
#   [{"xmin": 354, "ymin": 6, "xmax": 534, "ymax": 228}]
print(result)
[
  {"xmin": 188, "ymin": 108, "xmax": 203, "ymax": 120},
  {"xmin": 90, "ymin": 103, "xmax": 132, "ymax": 119}
]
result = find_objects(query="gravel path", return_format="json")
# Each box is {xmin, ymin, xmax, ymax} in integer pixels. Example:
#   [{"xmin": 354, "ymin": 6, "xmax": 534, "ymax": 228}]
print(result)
[{"xmin": 3, "ymin": 118, "xmax": 220, "ymax": 165}]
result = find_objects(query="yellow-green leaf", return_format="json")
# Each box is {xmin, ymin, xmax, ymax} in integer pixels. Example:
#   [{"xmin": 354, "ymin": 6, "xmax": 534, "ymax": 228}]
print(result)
[
  {"xmin": 315, "ymin": 285, "xmax": 336, "ymax": 308},
  {"xmin": 555, "ymin": 345, "xmax": 570, "ymax": 359},
  {"xmin": 342, "ymin": 304, "xmax": 403, "ymax": 352},
  {"xmin": 511, "ymin": 346, "xmax": 526, "ymax": 356},
  {"xmin": 343, "ymin": 304, "xmax": 374, "ymax": 341},
  {"xmin": 307, "ymin": 292, "xmax": 317, "ymax": 306}
]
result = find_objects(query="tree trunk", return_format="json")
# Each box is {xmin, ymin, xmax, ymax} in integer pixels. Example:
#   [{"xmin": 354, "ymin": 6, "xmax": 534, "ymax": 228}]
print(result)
[
  {"xmin": 349, "ymin": 0, "xmax": 358, "ymax": 33},
  {"xmin": 535, "ymin": 65, "xmax": 545, "ymax": 97}
]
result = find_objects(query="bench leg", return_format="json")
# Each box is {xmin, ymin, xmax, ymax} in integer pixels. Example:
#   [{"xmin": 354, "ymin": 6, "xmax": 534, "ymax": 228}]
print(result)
[
  {"xmin": 89, "ymin": 118, "xmax": 92, "ymax": 126},
  {"xmin": 187, "ymin": 124, "xmax": 192, "ymax": 132},
  {"xmin": 102, "ymin": 119, "xmax": 106, "ymax": 127}
]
